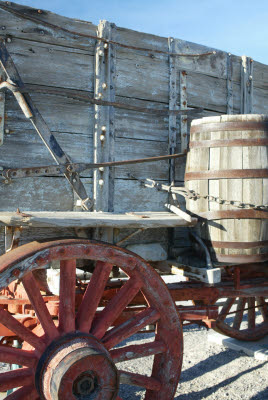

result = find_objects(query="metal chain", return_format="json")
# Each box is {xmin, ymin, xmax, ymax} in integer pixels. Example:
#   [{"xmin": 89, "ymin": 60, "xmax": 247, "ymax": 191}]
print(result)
[
  {"xmin": 185, "ymin": 189, "xmax": 268, "ymax": 210},
  {"xmin": 130, "ymin": 175, "xmax": 268, "ymax": 210}
]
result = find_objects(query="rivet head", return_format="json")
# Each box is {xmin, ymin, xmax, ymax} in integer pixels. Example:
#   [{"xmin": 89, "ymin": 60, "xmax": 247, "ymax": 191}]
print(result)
[
  {"xmin": 98, "ymin": 93, "xmax": 103, "ymax": 98},
  {"xmin": 99, "ymin": 167, "xmax": 104, "ymax": 172},
  {"xmin": 100, "ymin": 134, "xmax": 105, "ymax": 142},
  {"xmin": 99, "ymin": 50, "xmax": 104, "ymax": 57},
  {"xmin": 104, "ymin": 43, "xmax": 109, "ymax": 49},
  {"xmin": 5, "ymin": 129, "xmax": 10, "ymax": 134},
  {"xmin": 6, "ymin": 37, "xmax": 12, "ymax": 43},
  {"xmin": 102, "ymin": 83, "xmax": 107, "ymax": 90},
  {"xmin": 99, "ymin": 179, "xmax": 104, "ymax": 186},
  {"xmin": 101, "ymin": 126, "xmax": 106, "ymax": 132}
]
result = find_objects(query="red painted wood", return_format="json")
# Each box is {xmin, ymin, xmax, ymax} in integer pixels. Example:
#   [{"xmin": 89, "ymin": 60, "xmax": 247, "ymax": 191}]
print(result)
[
  {"xmin": 22, "ymin": 272, "xmax": 59, "ymax": 341},
  {"xmin": 59, "ymin": 259, "xmax": 76, "ymax": 333},
  {"xmin": 0, "ymin": 308, "xmax": 45, "ymax": 352},
  {"xmin": 0, "ymin": 346, "xmax": 37, "ymax": 368},
  {"xmin": 248, "ymin": 297, "xmax": 256, "ymax": 329},
  {"xmin": 5, "ymin": 384, "xmax": 39, "ymax": 400},
  {"xmin": 111, "ymin": 341, "xmax": 166, "ymax": 363},
  {"xmin": 119, "ymin": 370, "xmax": 161, "ymax": 391},
  {"xmin": 233, "ymin": 298, "xmax": 246, "ymax": 330},
  {"xmin": 91, "ymin": 276, "xmax": 142, "ymax": 339},
  {"xmin": 103, "ymin": 307, "xmax": 160, "ymax": 349},
  {"xmin": 217, "ymin": 297, "xmax": 236, "ymax": 320},
  {"xmin": 76, "ymin": 261, "xmax": 113, "ymax": 332},
  {"xmin": 0, "ymin": 368, "xmax": 34, "ymax": 392}
]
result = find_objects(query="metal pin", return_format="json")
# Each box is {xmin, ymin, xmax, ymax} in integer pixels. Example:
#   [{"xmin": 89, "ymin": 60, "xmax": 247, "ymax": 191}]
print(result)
[
  {"xmin": 98, "ymin": 93, "xmax": 103, "ymax": 98},
  {"xmin": 6, "ymin": 37, "xmax": 12, "ymax": 43}
]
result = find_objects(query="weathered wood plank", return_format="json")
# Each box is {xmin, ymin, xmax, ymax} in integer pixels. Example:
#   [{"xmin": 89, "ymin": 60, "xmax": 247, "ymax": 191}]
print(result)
[
  {"xmin": 0, "ymin": 2, "xmax": 98, "ymax": 50},
  {"xmin": 3, "ymin": 38, "xmax": 94, "ymax": 91},
  {"xmin": 0, "ymin": 177, "xmax": 92, "ymax": 211},
  {"xmin": 0, "ymin": 211, "xmax": 197, "ymax": 229}
]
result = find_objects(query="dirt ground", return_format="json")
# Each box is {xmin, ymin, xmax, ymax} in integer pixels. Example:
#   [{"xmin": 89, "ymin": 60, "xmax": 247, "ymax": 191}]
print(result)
[
  {"xmin": 0, "ymin": 326, "xmax": 267, "ymax": 399},
  {"xmin": 118, "ymin": 326, "xmax": 268, "ymax": 399}
]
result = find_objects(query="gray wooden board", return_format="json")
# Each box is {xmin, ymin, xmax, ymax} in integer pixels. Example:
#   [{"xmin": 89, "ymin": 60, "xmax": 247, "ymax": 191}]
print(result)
[
  {"xmin": 0, "ymin": 211, "xmax": 197, "ymax": 229},
  {"xmin": 0, "ymin": 1, "xmax": 98, "ymax": 50}
]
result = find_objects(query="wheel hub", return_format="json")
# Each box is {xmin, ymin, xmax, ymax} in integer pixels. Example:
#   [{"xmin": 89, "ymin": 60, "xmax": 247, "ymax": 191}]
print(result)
[{"xmin": 35, "ymin": 333, "xmax": 119, "ymax": 400}]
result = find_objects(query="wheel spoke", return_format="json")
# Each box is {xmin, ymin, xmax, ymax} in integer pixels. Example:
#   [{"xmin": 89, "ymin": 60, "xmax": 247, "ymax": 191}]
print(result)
[
  {"xmin": 0, "ymin": 368, "xmax": 34, "ymax": 392},
  {"xmin": 257, "ymin": 297, "xmax": 268, "ymax": 320},
  {"xmin": 103, "ymin": 307, "xmax": 160, "ymax": 349},
  {"xmin": 248, "ymin": 297, "xmax": 256, "ymax": 329},
  {"xmin": 119, "ymin": 371, "xmax": 161, "ymax": 391},
  {"xmin": 76, "ymin": 261, "xmax": 113, "ymax": 332},
  {"xmin": 5, "ymin": 384, "xmax": 39, "ymax": 400},
  {"xmin": 22, "ymin": 272, "xmax": 59, "ymax": 341},
  {"xmin": 59, "ymin": 259, "xmax": 76, "ymax": 333},
  {"xmin": 218, "ymin": 297, "xmax": 236, "ymax": 321},
  {"xmin": 233, "ymin": 298, "xmax": 246, "ymax": 330},
  {"xmin": 111, "ymin": 341, "xmax": 166, "ymax": 363},
  {"xmin": 0, "ymin": 346, "xmax": 37, "ymax": 368},
  {"xmin": 91, "ymin": 276, "xmax": 142, "ymax": 339},
  {"xmin": 0, "ymin": 309, "xmax": 45, "ymax": 352}
]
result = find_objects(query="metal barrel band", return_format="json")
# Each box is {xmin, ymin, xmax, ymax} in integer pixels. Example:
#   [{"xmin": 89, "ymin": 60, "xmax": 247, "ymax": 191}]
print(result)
[
  {"xmin": 190, "ymin": 121, "xmax": 268, "ymax": 135},
  {"xmin": 203, "ymin": 239, "xmax": 268, "ymax": 250},
  {"xmin": 189, "ymin": 138, "xmax": 268, "ymax": 149},
  {"xmin": 198, "ymin": 210, "xmax": 268, "ymax": 220},
  {"xmin": 185, "ymin": 169, "xmax": 268, "ymax": 181}
]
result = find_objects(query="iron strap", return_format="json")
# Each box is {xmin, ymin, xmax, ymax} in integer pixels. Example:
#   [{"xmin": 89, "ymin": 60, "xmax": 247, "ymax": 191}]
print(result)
[
  {"xmin": 185, "ymin": 169, "xmax": 268, "ymax": 181},
  {"xmin": 189, "ymin": 138, "xmax": 268, "ymax": 149},
  {"xmin": 198, "ymin": 210, "xmax": 268, "ymax": 220},
  {"xmin": 190, "ymin": 121, "xmax": 268, "ymax": 134},
  {"xmin": 214, "ymin": 253, "xmax": 268, "ymax": 263},
  {"xmin": 203, "ymin": 239, "xmax": 268, "ymax": 249}
]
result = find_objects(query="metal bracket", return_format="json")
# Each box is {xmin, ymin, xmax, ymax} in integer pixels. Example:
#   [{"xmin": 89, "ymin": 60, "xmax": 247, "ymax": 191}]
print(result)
[{"xmin": 0, "ymin": 41, "xmax": 92, "ymax": 210}]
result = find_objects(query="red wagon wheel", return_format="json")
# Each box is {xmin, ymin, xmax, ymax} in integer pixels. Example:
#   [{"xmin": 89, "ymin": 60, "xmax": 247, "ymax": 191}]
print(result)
[
  {"xmin": 214, "ymin": 296, "xmax": 268, "ymax": 341},
  {"xmin": 0, "ymin": 239, "xmax": 183, "ymax": 399}
]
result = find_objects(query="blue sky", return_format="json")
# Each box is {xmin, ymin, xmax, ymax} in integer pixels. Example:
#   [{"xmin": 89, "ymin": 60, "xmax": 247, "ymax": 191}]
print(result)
[{"xmin": 13, "ymin": 0, "xmax": 268, "ymax": 64}]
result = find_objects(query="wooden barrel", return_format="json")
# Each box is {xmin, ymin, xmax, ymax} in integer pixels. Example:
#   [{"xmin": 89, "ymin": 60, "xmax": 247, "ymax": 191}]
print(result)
[{"xmin": 185, "ymin": 114, "xmax": 268, "ymax": 264}]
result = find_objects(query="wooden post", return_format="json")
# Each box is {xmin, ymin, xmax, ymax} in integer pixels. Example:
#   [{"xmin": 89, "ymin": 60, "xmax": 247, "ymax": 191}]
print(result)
[
  {"xmin": 179, "ymin": 71, "xmax": 187, "ymax": 153},
  {"xmin": 240, "ymin": 55, "xmax": 253, "ymax": 114},
  {"xmin": 0, "ymin": 65, "xmax": 5, "ymax": 147},
  {"xmin": 168, "ymin": 37, "xmax": 177, "ymax": 186},
  {"xmin": 226, "ymin": 53, "xmax": 233, "ymax": 114},
  {"xmin": 93, "ymin": 20, "xmax": 116, "ymax": 242}
]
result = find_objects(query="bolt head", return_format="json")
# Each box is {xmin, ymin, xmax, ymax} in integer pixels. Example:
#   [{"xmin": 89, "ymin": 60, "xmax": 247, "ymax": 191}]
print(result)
[
  {"xmin": 100, "ymin": 134, "xmax": 105, "ymax": 142},
  {"xmin": 99, "ymin": 179, "xmax": 104, "ymax": 186}
]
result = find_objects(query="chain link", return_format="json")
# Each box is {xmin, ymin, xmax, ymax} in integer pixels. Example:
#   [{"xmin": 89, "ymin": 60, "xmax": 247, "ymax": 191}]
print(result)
[{"xmin": 184, "ymin": 189, "xmax": 268, "ymax": 210}]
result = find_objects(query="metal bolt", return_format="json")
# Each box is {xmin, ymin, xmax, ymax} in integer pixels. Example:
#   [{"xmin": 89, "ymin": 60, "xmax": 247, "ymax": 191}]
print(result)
[
  {"xmin": 101, "ymin": 126, "xmax": 106, "ymax": 132},
  {"xmin": 99, "ymin": 179, "xmax": 104, "ymax": 186},
  {"xmin": 98, "ymin": 92, "xmax": 103, "ymax": 98},
  {"xmin": 99, "ymin": 167, "xmax": 104, "ymax": 172},
  {"xmin": 6, "ymin": 37, "xmax": 12, "ymax": 43},
  {"xmin": 73, "ymin": 178, "xmax": 77, "ymax": 183},
  {"xmin": 5, "ymin": 129, "xmax": 10, "ymax": 134},
  {"xmin": 99, "ymin": 50, "xmax": 104, "ymax": 57},
  {"xmin": 4, "ymin": 179, "xmax": 9, "ymax": 184},
  {"xmin": 1, "ymin": 26, "xmax": 6, "ymax": 30},
  {"xmin": 104, "ymin": 43, "xmax": 109, "ymax": 49},
  {"xmin": 100, "ymin": 134, "xmax": 105, "ymax": 142},
  {"xmin": 37, "ymin": 9, "xmax": 42, "ymax": 14},
  {"xmin": 102, "ymin": 83, "xmax": 107, "ymax": 90},
  {"xmin": 40, "ymin": 30, "xmax": 45, "ymax": 35}
]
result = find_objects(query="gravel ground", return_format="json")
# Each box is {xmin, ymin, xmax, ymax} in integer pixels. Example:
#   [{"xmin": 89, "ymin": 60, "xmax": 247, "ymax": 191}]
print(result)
[
  {"xmin": 118, "ymin": 326, "xmax": 268, "ymax": 400},
  {"xmin": 0, "ymin": 327, "xmax": 267, "ymax": 399}
]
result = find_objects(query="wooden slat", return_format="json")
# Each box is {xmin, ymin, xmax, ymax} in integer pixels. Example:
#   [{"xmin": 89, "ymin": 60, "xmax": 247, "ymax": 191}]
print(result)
[{"xmin": 0, "ymin": 211, "xmax": 198, "ymax": 229}]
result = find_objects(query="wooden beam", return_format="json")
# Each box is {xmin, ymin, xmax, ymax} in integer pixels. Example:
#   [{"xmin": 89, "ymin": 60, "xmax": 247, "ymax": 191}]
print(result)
[
  {"xmin": 226, "ymin": 52, "xmax": 233, "ymax": 114},
  {"xmin": 93, "ymin": 21, "xmax": 116, "ymax": 242},
  {"xmin": 240, "ymin": 55, "xmax": 253, "ymax": 114}
]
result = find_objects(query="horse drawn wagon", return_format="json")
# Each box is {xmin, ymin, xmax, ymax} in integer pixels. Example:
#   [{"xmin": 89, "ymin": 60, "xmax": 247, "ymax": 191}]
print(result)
[{"xmin": 0, "ymin": 2, "xmax": 267, "ymax": 398}]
